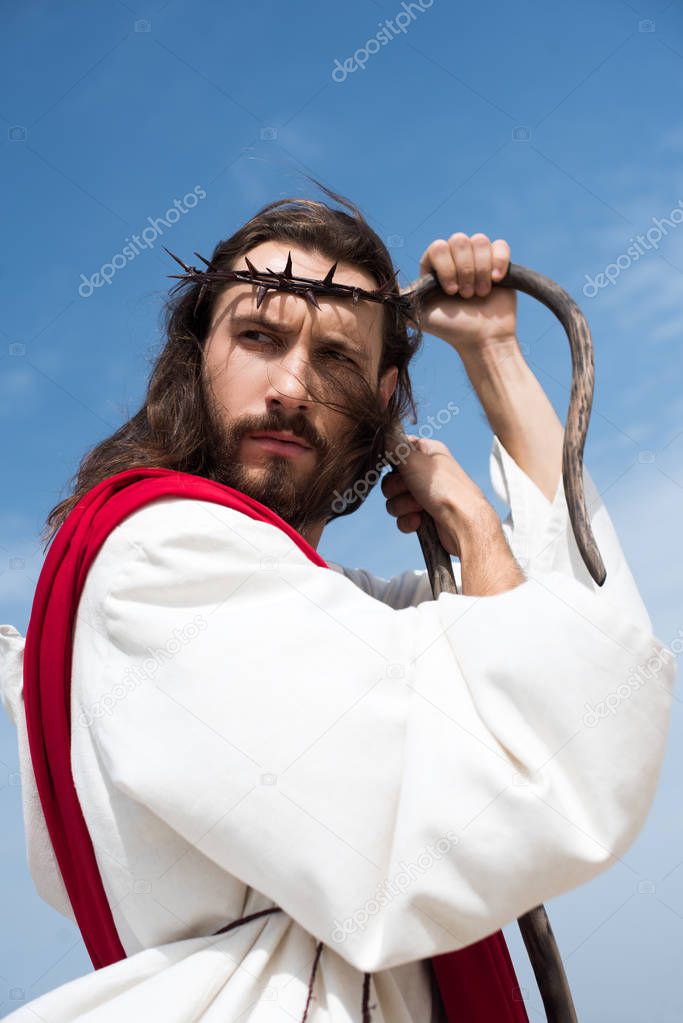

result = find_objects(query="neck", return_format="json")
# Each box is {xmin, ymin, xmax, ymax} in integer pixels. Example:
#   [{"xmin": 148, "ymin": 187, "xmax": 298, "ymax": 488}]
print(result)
[{"xmin": 300, "ymin": 519, "xmax": 324, "ymax": 551}]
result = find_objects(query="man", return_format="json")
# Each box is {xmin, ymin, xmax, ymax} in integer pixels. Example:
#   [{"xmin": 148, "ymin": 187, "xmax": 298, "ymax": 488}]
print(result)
[{"xmin": 0, "ymin": 193, "xmax": 674, "ymax": 1022}]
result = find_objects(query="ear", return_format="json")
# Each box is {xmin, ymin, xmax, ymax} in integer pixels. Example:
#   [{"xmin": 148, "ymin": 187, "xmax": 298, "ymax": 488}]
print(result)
[{"xmin": 378, "ymin": 365, "xmax": 399, "ymax": 410}]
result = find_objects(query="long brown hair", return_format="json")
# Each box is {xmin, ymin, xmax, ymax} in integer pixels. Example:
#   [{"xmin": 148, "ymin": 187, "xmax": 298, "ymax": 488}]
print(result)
[{"xmin": 42, "ymin": 178, "xmax": 424, "ymax": 548}]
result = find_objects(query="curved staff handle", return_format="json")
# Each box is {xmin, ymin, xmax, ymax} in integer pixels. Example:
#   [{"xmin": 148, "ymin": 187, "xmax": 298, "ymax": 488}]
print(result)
[{"xmin": 399, "ymin": 262, "xmax": 606, "ymax": 587}]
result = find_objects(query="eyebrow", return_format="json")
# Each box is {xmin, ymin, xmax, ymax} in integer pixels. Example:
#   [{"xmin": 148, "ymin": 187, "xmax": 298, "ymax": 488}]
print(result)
[{"xmin": 228, "ymin": 313, "xmax": 367, "ymax": 361}]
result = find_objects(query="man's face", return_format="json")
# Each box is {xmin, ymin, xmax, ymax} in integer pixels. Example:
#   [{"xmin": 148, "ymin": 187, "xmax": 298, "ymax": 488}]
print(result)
[{"xmin": 201, "ymin": 241, "xmax": 399, "ymax": 543}]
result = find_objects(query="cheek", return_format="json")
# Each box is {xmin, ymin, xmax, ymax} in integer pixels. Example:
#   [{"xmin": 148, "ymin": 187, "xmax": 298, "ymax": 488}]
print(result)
[
  {"xmin": 205, "ymin": 348, "xmax": 266, "ymax": 413},
  {"xmin": 323, "ymin": 409, "xmax": 358, "ymax": 451}
]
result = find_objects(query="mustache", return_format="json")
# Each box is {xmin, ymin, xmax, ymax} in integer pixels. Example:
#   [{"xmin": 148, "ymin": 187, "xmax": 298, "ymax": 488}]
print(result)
[{"xmin": 234, "ymin": 410, "xmax": 327, "ymax": 454}]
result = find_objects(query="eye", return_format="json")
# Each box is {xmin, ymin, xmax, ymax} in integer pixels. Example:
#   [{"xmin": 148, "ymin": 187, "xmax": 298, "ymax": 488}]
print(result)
[
  {"xmin": 322, "ymin": 348, "xmax": 356, "ymax": 366},
  {"xmin": 239, "ymin": 330, "xmax": 278, "ymax": 347},
  {"xmin": 238, "ymin": 331, "xmax": 357, "ymax": 368}
]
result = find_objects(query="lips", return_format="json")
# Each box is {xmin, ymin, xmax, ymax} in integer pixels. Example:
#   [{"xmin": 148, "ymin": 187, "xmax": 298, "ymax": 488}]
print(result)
[
  {"xmin": 245, "ymin": 433, "xmax": 314, "ymax": 459},
  {"xmin": 249, "ymin": 432, "xmax": 312, "ymax": 450}
]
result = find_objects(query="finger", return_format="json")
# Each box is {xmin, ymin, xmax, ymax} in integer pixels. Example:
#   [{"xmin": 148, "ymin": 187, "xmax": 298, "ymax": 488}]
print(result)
[
  {"xmin": 385, "ymin": 493, "xmax": 422, "ymax": 518},
  {"xmin": 447, "ymin": 233, "xmax": 475, "ymax": 297},
  {"xmin": 397, "ymin": 511, "xmax": 423, "ymax": 533},
  {"xmin": 471, "ymin": 233, "xmax": 493, "ymax": 297},
  {"xmin": 491, "ymin": 239, "xmax": 510, "ymax": 282},
  {"xmin": 381, "ymin": 471, "xmax": 409, "ymax": 499},
  {"xmin": 419, "ymin": 239, "xmax": 458, "ymax": 294}
]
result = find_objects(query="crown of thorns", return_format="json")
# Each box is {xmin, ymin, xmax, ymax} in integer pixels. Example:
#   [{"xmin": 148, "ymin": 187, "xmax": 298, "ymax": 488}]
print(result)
[{"xmin": 163, "ymin": 246, "xmax": 417, "ymax": 321}]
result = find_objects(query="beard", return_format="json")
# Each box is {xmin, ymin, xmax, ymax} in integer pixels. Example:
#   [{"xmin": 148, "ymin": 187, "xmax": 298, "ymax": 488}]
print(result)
[{"xmin": 199, "ymin": 389, "xmax": 382, "ymax": 538}]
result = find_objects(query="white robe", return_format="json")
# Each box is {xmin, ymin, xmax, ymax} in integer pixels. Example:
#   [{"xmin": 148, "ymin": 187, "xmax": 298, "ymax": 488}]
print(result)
[{"xmin": 0, "ymin": 433, "xmax": 675, "ymax": 1023}]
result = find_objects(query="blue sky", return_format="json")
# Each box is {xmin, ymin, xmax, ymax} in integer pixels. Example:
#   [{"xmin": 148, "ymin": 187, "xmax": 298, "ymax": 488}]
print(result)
[{"xmin": 1, "ymin": 0, "xmax": 682, "ymax": 1018}]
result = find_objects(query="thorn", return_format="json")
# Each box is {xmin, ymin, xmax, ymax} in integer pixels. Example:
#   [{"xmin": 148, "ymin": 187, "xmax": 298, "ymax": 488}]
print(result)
[
  {"xmin": 322, "ymin": 261, "xmax": 338, "ymax": 286},
  {"xmin": 163, "ymin": 246, "xmax": 192, "ymax": 272},
  {"xmin": 265, "ymin": 265, "xmax": 291, "ymax": 287},
  {"xmin": 284, "ymin": 251, "xmax": 293, "ymax": 278},
  {"xmin": 256, "ymin": 285, "xmax": 269, "ymax": 309},
  {"xmin": 304, "ymin": 288, "xmax": 321, "ymax": 309},
  {"xmin": 377, "ymin": 267, "xmax": 401, "ymax": 295},
  {"xmin": 194, "ymin": 251, "xmax": 216, "ymax": 271},
  {"xmin": 245, "ymin": 256, "xmax": 259, "ymax": 275},
  {"xmin": 352, "ymin": 288, "xmax": 360, "ymax": 305},
  {"xmin": 193, "ymin": 283, "xmax": 207, "ymax": 317}
]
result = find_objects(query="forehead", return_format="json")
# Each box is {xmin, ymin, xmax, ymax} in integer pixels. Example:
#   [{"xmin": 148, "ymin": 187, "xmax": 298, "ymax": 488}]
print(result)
[{"xmin": 209, "ymin": 240, "xmax": 386, "ymax": 351}]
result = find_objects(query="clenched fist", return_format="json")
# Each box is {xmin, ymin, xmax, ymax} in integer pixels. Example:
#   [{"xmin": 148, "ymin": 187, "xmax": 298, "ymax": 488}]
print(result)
[
  {"xmin": 417, "ymin": 232, "xmax": 518, "ymax": 352},
  {"xmin": 382, "ymin": 432, "xmax": 525, "ymax": 596}
]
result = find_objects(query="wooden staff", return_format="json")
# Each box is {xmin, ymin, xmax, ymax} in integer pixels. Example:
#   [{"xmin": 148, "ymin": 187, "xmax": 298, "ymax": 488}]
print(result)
[{"xmin": 391, "ymin": 262, "xmax": 602, "ymax": 1022}]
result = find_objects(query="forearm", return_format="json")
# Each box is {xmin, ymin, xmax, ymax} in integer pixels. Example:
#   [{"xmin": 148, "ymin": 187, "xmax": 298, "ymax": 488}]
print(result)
[
  {"xmin": 454, "ymin": 504, "xmax": 526, "ymax": 597},
  {"xmin": 456, "ymin": 335, "xmax": 564, "ymax": 503}
]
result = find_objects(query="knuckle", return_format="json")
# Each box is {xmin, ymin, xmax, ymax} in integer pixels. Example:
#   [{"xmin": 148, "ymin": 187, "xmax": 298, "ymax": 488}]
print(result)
[{"xmin": 470, "ymin": 232, "xmax": 490, "ymax": 244}]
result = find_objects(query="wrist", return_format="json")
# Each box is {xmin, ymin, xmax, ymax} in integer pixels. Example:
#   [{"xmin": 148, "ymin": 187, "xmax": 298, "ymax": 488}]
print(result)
[
  {"xmin": 453, "ymin": 333, "xmax": 525, "ymax": 372},
  {"xmin": 457, "ymin": 514, "xmax": 526, "ymax": 596}
]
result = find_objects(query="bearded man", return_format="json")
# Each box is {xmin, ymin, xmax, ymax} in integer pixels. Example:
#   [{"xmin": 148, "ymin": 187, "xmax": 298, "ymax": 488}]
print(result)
[{"xmin": 0, "ymin": 186, "xmax": 673, "ymax": 1023}]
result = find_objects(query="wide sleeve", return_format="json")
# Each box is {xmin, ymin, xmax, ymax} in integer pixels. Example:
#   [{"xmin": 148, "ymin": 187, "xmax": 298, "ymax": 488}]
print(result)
[
  {"xmin": 76, "ymin": 493, "xmax": 675, "ymax": 974},
  {"xmin": 324, "ymin": 560, "xmax": 459, "ymax": 609},
  {"xmin": 0, "ymin": 625, "xmax": 77, "ymax": 923},
  {"xmin": 490, "ymin": 433, "xmax": 654, "ymax": 630}
]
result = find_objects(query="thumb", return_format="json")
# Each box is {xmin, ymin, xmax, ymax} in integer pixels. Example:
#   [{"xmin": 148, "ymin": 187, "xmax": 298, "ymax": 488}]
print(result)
[
  {"xmin": 405, "ymin": 433, "xmax": 451, "ymax": 456},
  {"xmin": 385, "ymin": 426, "xmax": 418, "ymax": 464},
  {"xmin": 388, "ymin": 433, "xmax": 427, "ymax": 484}
]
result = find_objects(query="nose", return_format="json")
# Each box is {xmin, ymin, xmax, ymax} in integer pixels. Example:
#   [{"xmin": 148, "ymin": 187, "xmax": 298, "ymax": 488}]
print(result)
[{"xmin": 264, "ymin": 342, "xmax": 314, "ymax": 411}]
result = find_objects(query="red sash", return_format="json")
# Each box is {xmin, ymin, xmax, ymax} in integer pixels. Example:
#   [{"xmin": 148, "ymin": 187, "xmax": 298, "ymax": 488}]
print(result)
[{"xmin": 23, "ymin": 467, "xmax": 528, "ymax": 1021}]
